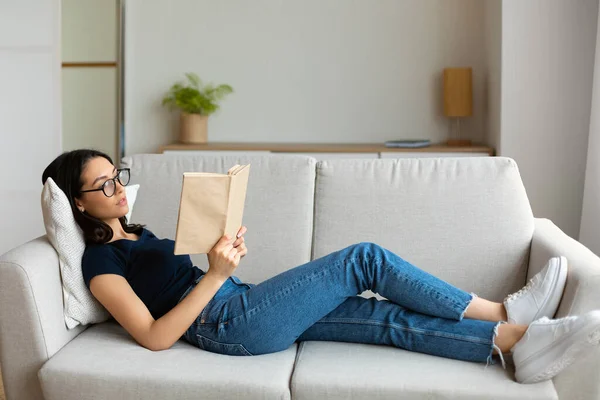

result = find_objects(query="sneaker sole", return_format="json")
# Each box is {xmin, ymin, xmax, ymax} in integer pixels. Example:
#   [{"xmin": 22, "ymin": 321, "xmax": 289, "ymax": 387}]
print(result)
[
  {"xmin": 531, "ymin": 256, "xmax": 568, "ymax": 322},
  {"xmin": 516, "ymin": 311, "xmax": 600, "ymax": 384}
]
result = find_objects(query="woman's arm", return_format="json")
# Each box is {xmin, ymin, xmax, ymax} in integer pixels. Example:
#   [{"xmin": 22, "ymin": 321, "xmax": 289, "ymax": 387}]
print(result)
[
  {"xmin": 90, "ymin": 228, "xmax": 248, "ymax": 351},
  {"xmin": 90, "ymin": 271, "xmax": 226, "ymax": 351}
]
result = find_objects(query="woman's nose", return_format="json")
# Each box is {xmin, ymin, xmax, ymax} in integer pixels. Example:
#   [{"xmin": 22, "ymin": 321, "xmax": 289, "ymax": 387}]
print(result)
[{"xmin": 115, "ymin": 181, "xmax": 125, "ymax": 193}]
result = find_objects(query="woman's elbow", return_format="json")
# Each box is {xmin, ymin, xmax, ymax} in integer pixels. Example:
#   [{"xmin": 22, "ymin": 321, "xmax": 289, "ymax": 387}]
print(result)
[
  {"xmin": 143, "ymin": 340, "xmax": 170, "ymax": 352},
  {"xmin": 142, "ymin": 336, "xmax": 174, "ymax": 352}
]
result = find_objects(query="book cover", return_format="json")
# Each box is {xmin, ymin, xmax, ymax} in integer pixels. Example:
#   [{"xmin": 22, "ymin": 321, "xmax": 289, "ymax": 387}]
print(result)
[{"xmin": 174, "ymin": 164, "xmax": 250, "ymax": 255}]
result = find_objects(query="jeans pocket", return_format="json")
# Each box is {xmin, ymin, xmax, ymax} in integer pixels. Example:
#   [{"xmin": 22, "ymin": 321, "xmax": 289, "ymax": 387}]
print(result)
[
  {"xmin": 230, "ymin": 275, "xmax": 253, "ymax": 290},
  {"xmin": 195, "ymin": 333, "xmax": 253, "ymax": 356}
]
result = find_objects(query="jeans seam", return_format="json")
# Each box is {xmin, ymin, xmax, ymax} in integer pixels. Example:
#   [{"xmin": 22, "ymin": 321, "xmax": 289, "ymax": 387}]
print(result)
[
  {"xmin": 348, "ymin": 252, "xmax": 459, "ymax": 312},
  {"xmin": 225, "ymin": 257, "xmax": 347, "ymax": 325},
  {"xmin": 195, "ymin": 333, "xmax": 253, "ymax": 356},
  {"xmin": 378, "ymin": 258, "xmax": 466, "ymax": 316},
  {"xmin": 311, "ymin": 318, "xmax": 491, "ymax": 345}
]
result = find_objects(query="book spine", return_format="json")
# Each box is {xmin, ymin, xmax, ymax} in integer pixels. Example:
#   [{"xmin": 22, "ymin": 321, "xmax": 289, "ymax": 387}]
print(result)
[{"xmin": 173, "ymin": 174, "xmax": 187, "ymax": 255}]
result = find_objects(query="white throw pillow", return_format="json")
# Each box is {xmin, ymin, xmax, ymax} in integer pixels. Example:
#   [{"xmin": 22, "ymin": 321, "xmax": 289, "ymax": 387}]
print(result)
[
  {"xmin": 41, "ymin": 178, "xmax": 140, "ymax": 329},
  {"xmin": 125, "ymin": 184, "xmax": 139, "ymax": 222}
]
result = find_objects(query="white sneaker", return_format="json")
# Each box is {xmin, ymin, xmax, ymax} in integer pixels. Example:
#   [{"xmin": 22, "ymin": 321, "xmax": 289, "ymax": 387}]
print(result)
[
  {"xmin": 511, "ymin": 310, "xmax": 600, "ymax": 384},
  {"xmin": 504, "ymin": 256, "xmax": 568, "ymax": 325}
]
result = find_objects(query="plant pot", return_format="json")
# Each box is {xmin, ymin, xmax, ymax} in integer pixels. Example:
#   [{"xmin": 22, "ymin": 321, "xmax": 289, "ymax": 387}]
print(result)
[{"xmin": 179, "ymin": 113, "xmax": 208, "ymax": 144}]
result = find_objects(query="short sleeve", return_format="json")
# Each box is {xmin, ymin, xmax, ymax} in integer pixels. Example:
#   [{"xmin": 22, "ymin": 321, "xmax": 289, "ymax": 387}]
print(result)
[{"xmin": 82, "ymin": 245, "xmax": 127, "ymax": 288}]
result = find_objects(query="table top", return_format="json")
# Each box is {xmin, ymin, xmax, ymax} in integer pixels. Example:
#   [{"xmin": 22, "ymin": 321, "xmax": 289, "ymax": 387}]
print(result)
[{"xmin": 159, "ymin": 142, "xmax": 495, "ymax": 155}]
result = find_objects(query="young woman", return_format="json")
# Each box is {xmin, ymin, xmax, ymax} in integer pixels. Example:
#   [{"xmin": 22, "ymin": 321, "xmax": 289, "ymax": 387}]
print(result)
[{"xmin": 42, "ymin": 149, "xmax": 600, "ymax": 385}]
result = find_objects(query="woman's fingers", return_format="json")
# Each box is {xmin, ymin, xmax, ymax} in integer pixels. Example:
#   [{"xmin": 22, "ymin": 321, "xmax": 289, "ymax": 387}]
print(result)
[
  {"xmin": 236, "ymin": 225, "xmax": 247, "ymax": 238},
  {"xmin": 233, "ymin": 236, "xmax": 245, "ymax": 247},
  {"xmin": 236, "ymin": 242, "xmax": 248, "ymax": 258}
]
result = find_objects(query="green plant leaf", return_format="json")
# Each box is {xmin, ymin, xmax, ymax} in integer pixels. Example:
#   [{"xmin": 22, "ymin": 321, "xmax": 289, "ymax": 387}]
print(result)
[
  {"xmin": 185, "ymin": 73, "xmax": 201, "ymax": 89},
  {"xmin": 162, "ymin": 73, "xmax": 233, "ymax": 115}
]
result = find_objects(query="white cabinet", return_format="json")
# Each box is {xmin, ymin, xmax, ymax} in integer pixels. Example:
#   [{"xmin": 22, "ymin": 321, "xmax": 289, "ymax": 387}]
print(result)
[
  {"xmin": 379, "ymin": 152, "xmax": 490, "ymax": 159},
  {"xmin": 162, "ymin": 150, "xmax": 271, "ymax": 156},
  {"xmin": 162, "ymin": 150, "xmax": 491, "ymax": 159},
  {"xmin": 275, "ymin": 152, "xmax": 379, "ymax": 161}
]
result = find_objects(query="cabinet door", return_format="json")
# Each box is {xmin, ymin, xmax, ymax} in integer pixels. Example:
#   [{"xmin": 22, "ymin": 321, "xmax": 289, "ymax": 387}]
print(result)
[
  {"xmin": 62, "ymin": 0, "xmax": 119, "ymax": 161},
  {"xmin": 62, "ymin": 68, "xmax": 118, "ymax": 160},
  {"xmin": 379, "ymin": 152, "xmax": 490, "ymax": 159}
]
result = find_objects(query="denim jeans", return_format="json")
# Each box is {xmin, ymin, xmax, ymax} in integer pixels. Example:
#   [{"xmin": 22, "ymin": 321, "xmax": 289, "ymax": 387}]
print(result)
[{"xmin": 178, "ymin": 242, "xmax": 502, "ymax": 365}]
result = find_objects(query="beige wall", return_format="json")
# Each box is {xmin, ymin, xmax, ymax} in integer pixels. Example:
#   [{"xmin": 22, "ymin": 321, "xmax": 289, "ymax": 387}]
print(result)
[
  {"xmin": 580, "ymin": 5, "xmax": 600, "ymax": 255},
  {"xmin": 124, "ymin": 0, "xmax": 487, "ymax": 155},
  {"xmin": 500, "ymin": 0, "xmax": 598, "ymax": 238},
  {"xmin": 0, "ymin": 0, "xmax": 62, "ymax": 255}
]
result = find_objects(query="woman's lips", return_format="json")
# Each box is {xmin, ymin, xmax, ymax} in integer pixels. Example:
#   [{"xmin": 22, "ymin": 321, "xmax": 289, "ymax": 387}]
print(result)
[{"xmin": 117, "ymin": 197, "xmax": 127, "ymax": 206}]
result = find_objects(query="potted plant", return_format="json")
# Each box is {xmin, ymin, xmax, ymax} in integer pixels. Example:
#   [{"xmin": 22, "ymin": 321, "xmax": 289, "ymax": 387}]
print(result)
[{"xmin": 162, "ymin": 73, "xmax": 233, "ymax": 144}]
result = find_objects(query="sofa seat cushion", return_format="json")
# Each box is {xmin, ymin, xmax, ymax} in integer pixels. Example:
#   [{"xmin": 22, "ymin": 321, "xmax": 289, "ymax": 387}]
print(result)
[
  {"xmin": 291, "ymin": 341, "xmax": 558, "ymax": 400},
  {"xmin": 38, "ymin": 321, "xmax": 298, "ymax": 400}
]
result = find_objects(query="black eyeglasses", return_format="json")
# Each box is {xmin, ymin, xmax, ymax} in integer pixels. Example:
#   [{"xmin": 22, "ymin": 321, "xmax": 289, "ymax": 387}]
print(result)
[{"xmin": 80, "ymin": 168, "xmax": 130, "ymax": 198}]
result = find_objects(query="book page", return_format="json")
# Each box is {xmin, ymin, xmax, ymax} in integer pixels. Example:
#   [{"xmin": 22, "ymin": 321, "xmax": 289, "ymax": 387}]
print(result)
[
  {"xmin": 231, "ymin": 164, "xmax": 248, "ymax": 175},
  {"xmin": 224, "ymin": 165, "xmax": 250, "ymax": 239}
]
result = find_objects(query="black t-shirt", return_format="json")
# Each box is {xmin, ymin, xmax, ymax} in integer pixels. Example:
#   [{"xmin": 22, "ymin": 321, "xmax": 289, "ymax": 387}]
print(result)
[{"xmin": 82, "ymin": 228, "xmax": 204, "ymax": 319}]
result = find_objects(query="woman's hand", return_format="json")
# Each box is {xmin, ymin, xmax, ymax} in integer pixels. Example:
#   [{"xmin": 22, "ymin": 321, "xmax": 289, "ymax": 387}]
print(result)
[
  {"xmin": 206, "ymin": 233, "xmax": 241, "ymax": 282},
  {"xmin": 233, "ymin": 226, "xmax": 248, "ymax": 258}
]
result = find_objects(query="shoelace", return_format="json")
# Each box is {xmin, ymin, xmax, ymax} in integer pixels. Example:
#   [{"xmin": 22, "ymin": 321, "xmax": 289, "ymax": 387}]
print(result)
[{"xmin": 505, "ymin": 279, "xmax": 535, "ymax": 302}]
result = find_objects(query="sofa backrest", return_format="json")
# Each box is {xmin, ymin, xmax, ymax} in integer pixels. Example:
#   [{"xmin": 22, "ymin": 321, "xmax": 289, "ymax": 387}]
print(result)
[
  {"xmin": 122, "ymin": 154, "xmax": 534, "ymax": 300},
  {"xmin": 121, "ymin": 154, "xmax": 317, "ymax": 284},
  {"xmin": 312, "ymin": 157, "xmax": 535, "ymax": 301}
]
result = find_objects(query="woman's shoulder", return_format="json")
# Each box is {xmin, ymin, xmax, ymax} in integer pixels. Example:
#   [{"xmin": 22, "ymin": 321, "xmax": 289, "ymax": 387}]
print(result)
[
  {"xmin": 82, "ymin": 241, "xmax": 121, "ymax": 264},
  {"xmin": 83, "ymin": 241, "xmax": 115, "ymax": 254}
]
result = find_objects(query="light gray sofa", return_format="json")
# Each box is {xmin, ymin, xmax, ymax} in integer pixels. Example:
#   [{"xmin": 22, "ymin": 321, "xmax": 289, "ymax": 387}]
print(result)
[{"xmin": 1, "ymin": 154, "xmax": 600, "ymax": 400}]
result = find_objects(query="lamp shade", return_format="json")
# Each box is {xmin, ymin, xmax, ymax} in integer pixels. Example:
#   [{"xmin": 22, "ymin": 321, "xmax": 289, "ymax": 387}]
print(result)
[{"xmin": 443, "ymin": 68, "xmax": 472, "ymax": 117}]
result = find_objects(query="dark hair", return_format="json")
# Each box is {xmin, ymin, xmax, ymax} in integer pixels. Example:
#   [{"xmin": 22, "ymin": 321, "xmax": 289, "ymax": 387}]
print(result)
[{"xmin": 42, "ymin": 149, "xmax": 144, "ymax": 244}]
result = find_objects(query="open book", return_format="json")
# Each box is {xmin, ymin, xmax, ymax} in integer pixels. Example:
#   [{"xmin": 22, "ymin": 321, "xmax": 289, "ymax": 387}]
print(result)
[{"xmin": 174, "ymin": 164, "xmax": 251, "ymax": 255}]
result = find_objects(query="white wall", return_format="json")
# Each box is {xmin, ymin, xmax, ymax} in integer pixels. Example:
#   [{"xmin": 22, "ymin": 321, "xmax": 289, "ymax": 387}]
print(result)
[
  {"xmin": 580, "ymin": 5, "xmax": 600, "ymax": 255},
  {"xmin": 0, "ymin": 0, "xmax": 62, "ymax": 255},
  {"xmin": 125, "ymin": 0, "xmax": 486, "ymax": 155},
  {"xmin": 501, "ymin": 0, "xmax": 598, "ymax": 238}
]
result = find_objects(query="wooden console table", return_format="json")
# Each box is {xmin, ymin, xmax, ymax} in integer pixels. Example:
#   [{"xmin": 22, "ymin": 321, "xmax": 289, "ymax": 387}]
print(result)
[{"xmin": 159, "ymin": 142, "xmax": 495, "ymax": 159}]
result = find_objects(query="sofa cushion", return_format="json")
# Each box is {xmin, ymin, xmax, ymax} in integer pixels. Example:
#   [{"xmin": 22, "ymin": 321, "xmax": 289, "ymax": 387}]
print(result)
[
  {"xmin": 312, "ymin": 157, "xmax": 535, "ymax": 302},
  {"xmin": 38, "ymin": 321, "xmax": 298, "ymax": 400},
  {"xmin": 120, "ymin": 154, "xmax": 317, "ymax": 284},
  {"xmin": 291, "ymin": 341, "xmax": 557, "ymax": 400}
]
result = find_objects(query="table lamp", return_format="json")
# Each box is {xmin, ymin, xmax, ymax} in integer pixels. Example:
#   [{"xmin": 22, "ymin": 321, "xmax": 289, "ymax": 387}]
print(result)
[{"xmin": 443, "ymin": 67, "xmax": 472, "ymax": 146}]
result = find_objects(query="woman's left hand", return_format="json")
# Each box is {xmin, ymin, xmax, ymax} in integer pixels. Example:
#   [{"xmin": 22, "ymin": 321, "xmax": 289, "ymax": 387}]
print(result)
[{"xmin": 233, "ymin": 226, "xmax": 248, "ymax": 258}]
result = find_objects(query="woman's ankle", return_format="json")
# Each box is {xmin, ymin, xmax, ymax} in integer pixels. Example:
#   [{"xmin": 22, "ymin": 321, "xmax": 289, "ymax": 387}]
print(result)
[
  {"xmin": 493, "ymin": 323, "xmax": 528, "ymax": 354},
  {"xmin": 463, "ymin": 297, "xmax": 509, "ymax": 322}
]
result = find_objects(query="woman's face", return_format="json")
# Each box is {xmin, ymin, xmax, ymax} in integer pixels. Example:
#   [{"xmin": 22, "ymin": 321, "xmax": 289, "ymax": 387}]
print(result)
[{"xmin": 75, "ymin": 156, "xmax": 129, "ymax": 221}]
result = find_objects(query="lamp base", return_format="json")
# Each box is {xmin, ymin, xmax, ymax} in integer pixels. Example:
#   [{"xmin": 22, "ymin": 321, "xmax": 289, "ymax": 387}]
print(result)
[{"xmin": 446, "ymin": 139, "xmax": 472, "ymax": 147}]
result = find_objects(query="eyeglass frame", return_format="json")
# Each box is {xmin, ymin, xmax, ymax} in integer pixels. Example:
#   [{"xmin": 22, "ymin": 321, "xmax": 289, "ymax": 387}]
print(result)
[{"xmin": 80, "ymin": 168, "xmax": 131, "ymax": 198}]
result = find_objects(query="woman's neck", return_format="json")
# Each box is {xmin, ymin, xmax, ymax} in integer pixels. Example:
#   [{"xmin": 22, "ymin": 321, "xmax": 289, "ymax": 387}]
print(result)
[{"xmin": 106, "ymin": 218, "xmax": 128, "ymax": 240}]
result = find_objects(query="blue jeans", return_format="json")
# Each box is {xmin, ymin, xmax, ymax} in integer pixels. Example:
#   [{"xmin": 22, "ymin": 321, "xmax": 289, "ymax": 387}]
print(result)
[{"xmin": 179, "ymin": 242, "xmax": 502, "ymax": 364}]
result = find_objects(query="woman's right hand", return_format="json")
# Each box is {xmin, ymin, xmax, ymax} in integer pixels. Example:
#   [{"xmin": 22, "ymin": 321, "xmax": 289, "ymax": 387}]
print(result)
[{"xmin": 206, "ymin": 234, "xmax": 241, "ymax": 282}]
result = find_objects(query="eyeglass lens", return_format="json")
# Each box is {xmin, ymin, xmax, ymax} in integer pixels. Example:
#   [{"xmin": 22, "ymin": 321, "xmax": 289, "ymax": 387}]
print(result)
[{"xmin": 102, "ymin": 169, "xmax": 130, "ymax": 197}]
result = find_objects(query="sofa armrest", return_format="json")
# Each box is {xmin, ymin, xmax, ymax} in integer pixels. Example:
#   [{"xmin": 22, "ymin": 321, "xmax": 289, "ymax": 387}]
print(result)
[
  {"xmin": 0, "ymin": 236, "xmax": 87, "ymax": 400},
  {"xmin": 529, "ymin": 218, "xmax": 600, "ymax": 400}
]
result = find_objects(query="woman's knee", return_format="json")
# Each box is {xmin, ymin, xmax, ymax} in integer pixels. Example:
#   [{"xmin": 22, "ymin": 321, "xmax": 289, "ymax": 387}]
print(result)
[{"xmin": 354, "ymin": 241, "xmax": 381, "ymax": 253}]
